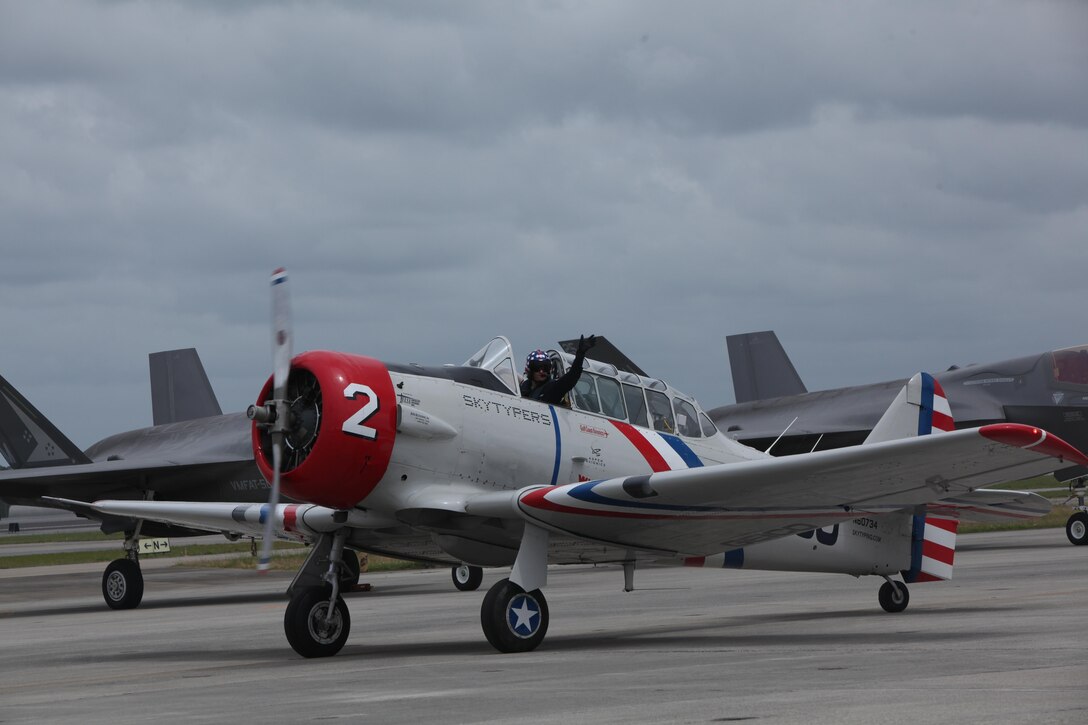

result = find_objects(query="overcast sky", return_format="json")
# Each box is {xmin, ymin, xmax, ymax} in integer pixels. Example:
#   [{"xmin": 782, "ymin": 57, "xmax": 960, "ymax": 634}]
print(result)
[{"xmin": 2, "ymin": 1, "xmax": 1086, "ymax": 450}]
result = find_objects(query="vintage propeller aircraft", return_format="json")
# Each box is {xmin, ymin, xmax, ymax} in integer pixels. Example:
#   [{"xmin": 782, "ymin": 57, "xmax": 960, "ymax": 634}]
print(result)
[
  {"xmin": 53, "ymin": 269, "xmax": 1088, "ymax": 658},
  {"xmin": 0, "ymin": 346, "xmax": 478, "ymax": 607}
]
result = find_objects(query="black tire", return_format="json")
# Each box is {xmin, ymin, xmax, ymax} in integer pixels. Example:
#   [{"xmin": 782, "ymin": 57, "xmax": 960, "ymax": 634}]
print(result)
[
  {"xmin": 102, "ymin": 559, "xmax": 144, "ymax": 610},
  {"xmin": 480, "ymin": 578, "xmax": 548, "ymax": 653},
  {"xmin": 1066, "ymin": 512, "xmax": 1088, "ymax": 546},
  {"xmin": 284, "ymin": 586, "xmax": 351, "ymax": 658},
  {"xmin": 878, "ymin": 580, "xmax": 910, "ymax": 613},
  {"xmin": 452, "ymin": 564, "xmax": 483, "ymax": 591},
  {"xmin": 340, "ymin": 551, "xmax": 362, "ymax": 588}
]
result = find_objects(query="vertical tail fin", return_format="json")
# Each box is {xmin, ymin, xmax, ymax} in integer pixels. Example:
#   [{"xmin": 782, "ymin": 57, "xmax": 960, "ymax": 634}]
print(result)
[
  {"xmin": 726, "ymin": 331, "xmax": 807, "ymax": 404},
  {"xmin": 866, "ymin": 372, "xmax": 958, "ymax": 583},
  {"xmin": 149, "ymin": 348, "xmax": 223, "ymax": 425},
  {"xmin": 0, "ymin": 374, "xmax": 90, "ymax": 468},
  {"xmin": 864, "ymin": 372, "xmax": 954, "ymax": 444}
]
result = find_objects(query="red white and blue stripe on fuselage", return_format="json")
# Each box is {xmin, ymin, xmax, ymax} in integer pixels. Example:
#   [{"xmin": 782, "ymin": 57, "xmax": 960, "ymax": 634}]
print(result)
[
  {"xmin": 546, "ymin": 409, "xmax": 704, "ymax": 486},
  {"xmin": 540, "ymin": 409, "xmax": 706, "ymax": 510},
  {"xmin": 609, "ymin": 419, "xmax": 705, "ymax": 471},
  {"xmin": 531, "ymin": 412, "xmax": 866, "ymax": 521}
]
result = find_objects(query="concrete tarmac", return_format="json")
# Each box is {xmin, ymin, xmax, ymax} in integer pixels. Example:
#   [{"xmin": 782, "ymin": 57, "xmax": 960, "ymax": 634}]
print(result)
[{"xmin": 0, "ymin": 529, "xmax": 1085, "ymax": 724}]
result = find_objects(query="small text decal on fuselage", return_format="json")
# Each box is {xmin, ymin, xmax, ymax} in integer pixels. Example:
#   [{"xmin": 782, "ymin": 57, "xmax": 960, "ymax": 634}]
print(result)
[{"xmin": 462, "ymin": 395, "xmax": 552, "ymax": 426}]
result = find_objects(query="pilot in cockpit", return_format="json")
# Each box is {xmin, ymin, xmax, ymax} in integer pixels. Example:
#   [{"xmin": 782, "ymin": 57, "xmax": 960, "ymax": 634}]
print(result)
[{"xmin": 521, "ymin": 334, "xmax": 596, "ymax": 406}]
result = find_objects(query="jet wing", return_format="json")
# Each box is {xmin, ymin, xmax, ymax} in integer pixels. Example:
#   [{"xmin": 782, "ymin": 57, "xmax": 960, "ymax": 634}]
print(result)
[
  {"xmin": 0, "ymin": 454, "xmax": 253, "ymax": 493},
  {"xmin": 477, "ymin": 423, "xmax": 1086, "ymax": 556}
]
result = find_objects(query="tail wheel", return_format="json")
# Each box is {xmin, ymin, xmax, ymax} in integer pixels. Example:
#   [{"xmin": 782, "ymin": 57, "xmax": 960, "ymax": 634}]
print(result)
[
  {"xmin": 480, "ymin": 578, "xmax": 548, "ymax": 653},
  {"xmin": 878, "ymin": 580, "xmax": 910, "ymax": 613},
  {"xmin": 1066, "ymin": 512, "xmax": 1088, "ymax": 546},
  {"xmin": 102, "ymin": 559, "xmax": 144, "ymax": 610},
  {"xmin": 452, "ymin": 564, "xmax": 483, "ymax": 591},
  {"xmin": 284, "ymin": 586, "xmax": 350, "ymax": 658}
]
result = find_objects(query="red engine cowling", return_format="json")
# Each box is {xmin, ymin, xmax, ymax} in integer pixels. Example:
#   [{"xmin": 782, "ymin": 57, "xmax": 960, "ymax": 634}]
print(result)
[{"xmin": 252, "ymin": 350, "xmax": 397, "ymax": 510}]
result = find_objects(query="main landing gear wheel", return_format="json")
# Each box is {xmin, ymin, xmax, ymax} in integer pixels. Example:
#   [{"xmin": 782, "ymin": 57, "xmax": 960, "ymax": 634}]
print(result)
[
  {"xmin": 102, "ymin": 559, "xmax": 144, "ymax": 610},
  {"xmin": 878, "ymin": 580, "xmax": 910, "ymax": 613},
  {"xmin": 480, "ymin": 578, "xmax": 548, "ymax": 653},
  {"xmin": 452, "ymin": 564, "xmax": 483, "ymax": 591},
  {"xmin": 340, "ymin": 551, "xmax": 362, "ymax": 588},
  {"xmin": 1066, "ymin": 512, "xmax": 1088, "ymax": 546},
  {"xmin": 284, "ymin": 586, "xmax": 351, "ymax": 658}
]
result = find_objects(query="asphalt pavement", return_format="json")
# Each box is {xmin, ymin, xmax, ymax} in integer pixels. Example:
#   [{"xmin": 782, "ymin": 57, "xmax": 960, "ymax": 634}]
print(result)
[{"xmin": 0, "ymin": 528, "xmax": 1085, "ymax": 724}]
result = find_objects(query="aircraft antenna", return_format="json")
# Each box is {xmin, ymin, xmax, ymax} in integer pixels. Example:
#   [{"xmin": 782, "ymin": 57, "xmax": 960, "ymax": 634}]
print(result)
[
  {"xmin": 809, "ymin": 434, "xmax": 824, "ymax": 453},
  {"xmin": 764, "ymin": 417, "xmax": 798, "ymax": 455}
]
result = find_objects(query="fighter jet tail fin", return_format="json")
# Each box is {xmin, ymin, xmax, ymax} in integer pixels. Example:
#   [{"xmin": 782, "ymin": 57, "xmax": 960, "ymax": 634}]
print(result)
[
  {"xmin": 149, "ymin": 348, "xmax": 223, "ymax": 425},
  {"xmin": 864, "ymin": 372, "xmax": 954, "ymax": 445},
  {"xmin": 0, "ymin": 374, "xmax": 90, "ymax": 468},
  {"xmin": 726, "ymin": 331, "xmax": 807, "ymax": 404}
]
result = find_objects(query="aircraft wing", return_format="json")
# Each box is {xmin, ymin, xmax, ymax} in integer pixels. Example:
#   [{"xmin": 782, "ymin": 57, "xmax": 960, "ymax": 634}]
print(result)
[
  {"xmin": 0, "ymin": 454, "xmax": 252, "ymax": 489},
  {"xmin": 470, "ymin": 423, "xmax": 1086, "ymax": 556},
  {"xmin": 0, "ymin": 455, "xmax": 258, "ymax": 517},
  {"xmin": 68, "ymin": 423, "xmax": 1083, "ymax": 561},
  {"xmin": 924, "ymin": 488, "xmax": 1052, "ymax": 523},
  {"xmin": 52, "ymin": 498, "xmax": 398, "ymax": 541}
]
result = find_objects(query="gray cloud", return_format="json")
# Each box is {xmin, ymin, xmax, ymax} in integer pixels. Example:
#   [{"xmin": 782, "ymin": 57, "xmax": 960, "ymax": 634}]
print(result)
[{"xmin": 1, "ymin": 0, "xmax": 1085, "ymax": 449}]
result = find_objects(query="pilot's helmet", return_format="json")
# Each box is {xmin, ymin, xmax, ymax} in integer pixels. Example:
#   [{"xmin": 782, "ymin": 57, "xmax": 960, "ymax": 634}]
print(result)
[{"xmin": 526, "ymin": 350, "xmax": 551, "ymax": 375}]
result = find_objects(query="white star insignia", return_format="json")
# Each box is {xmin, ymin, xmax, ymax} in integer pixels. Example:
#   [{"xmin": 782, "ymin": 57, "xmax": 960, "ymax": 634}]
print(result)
[{"xmin": 510, "ymin": 597, "xmax": 538, "ymax": 633}]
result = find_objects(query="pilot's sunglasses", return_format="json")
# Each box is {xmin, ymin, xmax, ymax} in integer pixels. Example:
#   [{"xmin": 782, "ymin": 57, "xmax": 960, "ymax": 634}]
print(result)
[{"xmin": 531, "ymin": 363, "xmax": 550, "ymax": 373}]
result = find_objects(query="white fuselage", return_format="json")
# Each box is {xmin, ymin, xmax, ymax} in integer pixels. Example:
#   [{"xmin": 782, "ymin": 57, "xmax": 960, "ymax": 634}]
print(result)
[{"xmin": 368, "ymin": 372, "xmax": 765, "ymax": 517}]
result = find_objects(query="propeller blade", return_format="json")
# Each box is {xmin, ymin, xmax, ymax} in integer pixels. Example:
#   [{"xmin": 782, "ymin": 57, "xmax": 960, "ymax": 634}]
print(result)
[
  {"xmin": 271, "ymin": 267, "xmax": 292, "ymax": 400},
  {"xmin": 257, "ymin": 434, "xmax": 283, "ymax": 572},
  {"xmin": 258, "ymin": 267, "xmax": 291, "ymax": 573}
]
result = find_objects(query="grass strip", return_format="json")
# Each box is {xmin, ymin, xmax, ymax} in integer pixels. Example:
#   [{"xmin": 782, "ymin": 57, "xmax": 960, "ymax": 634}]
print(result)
[
  {"xmin": 178, "ymin": 552, "xmax": 426, "ymax": 572},
  {"xmin": 0, "ymin": 541, "xmax": 305, "ymax": 569}
]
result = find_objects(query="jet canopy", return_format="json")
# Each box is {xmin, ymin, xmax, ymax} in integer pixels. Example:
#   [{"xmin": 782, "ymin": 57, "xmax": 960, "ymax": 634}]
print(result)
[{"xmin": 1051, "ymin": 345, "xmax": 1088, "ymax": 388}]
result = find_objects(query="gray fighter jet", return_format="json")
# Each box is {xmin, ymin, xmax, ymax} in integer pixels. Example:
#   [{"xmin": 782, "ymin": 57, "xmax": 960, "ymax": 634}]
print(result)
[
  {"xmin": 0, "ymin": 350, "xmax": 273, "ymax": 608},
  {"xmin": 707, "ymin": 331, "xmax": 1088, "ymax": 545}
]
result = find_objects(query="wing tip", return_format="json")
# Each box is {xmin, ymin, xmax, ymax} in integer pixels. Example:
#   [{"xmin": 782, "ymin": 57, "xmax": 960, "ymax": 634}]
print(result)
[{"xmin": 979, "ymin": 423, "xmax": 1088, "ymax": 467}]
